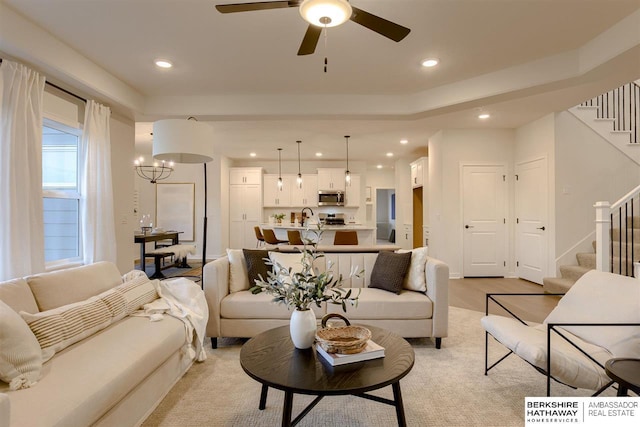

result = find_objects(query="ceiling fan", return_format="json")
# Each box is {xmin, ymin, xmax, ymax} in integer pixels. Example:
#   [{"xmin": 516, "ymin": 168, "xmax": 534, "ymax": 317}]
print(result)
[{"xmin": 215, "ymin": 0, "xmax": 411, "ymax": 55}]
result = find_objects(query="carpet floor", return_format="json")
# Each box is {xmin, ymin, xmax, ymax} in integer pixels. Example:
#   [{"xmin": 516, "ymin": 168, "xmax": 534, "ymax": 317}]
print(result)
[{"xmin": 143, "ymin": 306, "xmax": 613, "ymax": 426}]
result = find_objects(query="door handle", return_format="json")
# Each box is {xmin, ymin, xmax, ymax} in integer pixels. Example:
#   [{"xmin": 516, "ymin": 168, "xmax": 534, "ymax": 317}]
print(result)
[
  {"xmin": 537, "ymin": 226, "xmax": 546, "ymax": 231},
  {"xmin": 465, "ymin": 225, "xmax": 474, "ymax": 229}
]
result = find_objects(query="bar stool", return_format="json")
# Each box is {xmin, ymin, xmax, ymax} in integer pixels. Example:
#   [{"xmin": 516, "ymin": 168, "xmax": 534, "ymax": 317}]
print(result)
[
  {"xmin": 262, "ymin": 228, "xmax": 289, "ymax": 245},
  {"xmin": 333, "ymin": 230, "xmax": 358, "ymax": 245},
  {"xmin": 254, "ymin": 226, "xmax": 266, "ymax": 247},
  {"xmin": 287, "ymin": 230, "xmax": 304, "ymax": 245}
]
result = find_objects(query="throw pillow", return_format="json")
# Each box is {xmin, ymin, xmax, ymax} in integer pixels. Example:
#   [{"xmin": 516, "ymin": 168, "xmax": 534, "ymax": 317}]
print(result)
[
  {"xmin": 21, "ymin": 294, "xmax": 114, "ymax": 363},
  {"xmin": 112, "ymin": 273, "xmax": 159, "ymax": 315},
  {"xmin": 269, "ymin": 252, "xmax": 309, "ymax": 275},
  {"xmin": 243, "ymin": 249, "xmax": 271, "ymax": 287},
  {"xmin": 21, "ymin": 274, "xmax": 158, "ymax": 362},
  {"xmin": 398, "ymin": 247, "xmax": 429, "ymax": 292},
  {"xmin": 227, "ymin": 249, "xmax": 250, "ymax": 293},
  {"xmin": 0, "ymin": 300, "xmax": 42, "ymax": 390},
  {"xmin": 369, "ymin": 251, "xmax": 412, "ymax": 294}
]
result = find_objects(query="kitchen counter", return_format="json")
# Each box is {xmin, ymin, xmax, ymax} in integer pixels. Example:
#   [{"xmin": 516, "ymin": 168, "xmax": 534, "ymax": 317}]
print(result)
[
  {"xmin": 261, "ymin": 223, "xmax": 376, "ymax": 245},
  {"xmin": 263, "ymin": 223, "xmax": 375, "ymax": 230}
]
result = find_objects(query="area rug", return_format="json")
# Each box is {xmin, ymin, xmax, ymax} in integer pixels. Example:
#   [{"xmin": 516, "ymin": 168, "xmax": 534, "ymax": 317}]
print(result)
[{"xmin": 142, "ymin": 307, "xmax": 612, "ymax": 426}]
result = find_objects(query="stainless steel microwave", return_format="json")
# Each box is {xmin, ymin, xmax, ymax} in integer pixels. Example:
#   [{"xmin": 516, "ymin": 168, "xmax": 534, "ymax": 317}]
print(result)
[{"xmin": 318, "ymin": 191, "xmax": 345, "ymax": 206}]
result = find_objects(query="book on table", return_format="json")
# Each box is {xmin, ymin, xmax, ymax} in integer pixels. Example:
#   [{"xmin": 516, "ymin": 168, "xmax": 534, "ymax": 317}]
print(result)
[{"xmin": 316, "ymin": 340, "xmax": 385, "ymax": 366}]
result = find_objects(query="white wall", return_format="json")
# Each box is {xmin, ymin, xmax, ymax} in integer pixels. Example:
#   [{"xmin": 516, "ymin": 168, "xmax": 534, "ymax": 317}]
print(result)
[
  {"xmin": 514, "ymin": 113, "xmax": 556, "ymax": 277},
  {"xmin": 135, "ymin": 154, "xmax": 231, "ymax": 262},
  {"xmin": 110, "ymin": 115, "xmax": 136, "ymax": 273},
  {"xmin": 554, "ymin": 110, "xmax": 640, "ymax": 266},
  {"xmin": 428, "ymin": 129, "xmax": 516, "ymax": 278}
]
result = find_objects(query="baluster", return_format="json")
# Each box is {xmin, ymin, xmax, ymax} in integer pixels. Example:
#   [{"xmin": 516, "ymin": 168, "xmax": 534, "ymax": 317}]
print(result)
[
  {"xmin": 632, "ymin": 197, "xmax": 635, "ymax": 276},
  {"xmin": 611, "ymin": 212, "xmax": 614, "ymax": 273},
  {"xmin": 619, "ymin": 206, "xmax": 623, "ymax": 275}
]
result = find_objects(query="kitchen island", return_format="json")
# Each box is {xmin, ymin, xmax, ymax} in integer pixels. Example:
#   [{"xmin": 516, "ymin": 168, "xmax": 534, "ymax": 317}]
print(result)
[{"xmin": 262, "ymin": 223, "xmax": 376, "ymax": 246}]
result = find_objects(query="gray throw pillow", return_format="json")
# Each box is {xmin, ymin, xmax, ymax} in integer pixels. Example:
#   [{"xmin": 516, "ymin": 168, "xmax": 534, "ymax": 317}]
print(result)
[
  {"xmin": 243, "ymin": 249, "xmax": 272, "ymax": 286},
  {"xmin": 369, "ymin": 251, "xmax": 412, "ymax": 294}
]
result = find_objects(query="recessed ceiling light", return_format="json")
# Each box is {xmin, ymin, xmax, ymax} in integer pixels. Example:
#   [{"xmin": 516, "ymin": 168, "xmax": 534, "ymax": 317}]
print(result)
[
  {"xmin": 249, "ymin": 152, "xmax": 257, "ymax": 157},
  {"xmin": 155, "ymin": 59, "xmax": 173, "ymax": 69},
  {"xmin": 400, "ymin": 139, "xmax": 408, "ymax": 144},
  {"xmin": 478, "ymin": 113, "xmax": 491, "ymax": 120},
  {"xmin": 386, "ymin": 152, "xmax": 394, "ymax": 157},
  {"xmin": 421, "ymin": 58, "xmax": 439, "ymax": 68},
  {"xmin": 315, "ymin": 152, "xmax": 323, "ymax": 157},
  {"xmin": 377, "ymin": 165, "xmax": 383, "ymax": 169}
]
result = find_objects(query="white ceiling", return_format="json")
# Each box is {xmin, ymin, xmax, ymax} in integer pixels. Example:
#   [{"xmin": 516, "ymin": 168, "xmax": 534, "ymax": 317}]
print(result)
[{"xmin": 3, "ymin": 0, "xmax": 640, "ymax": 163}]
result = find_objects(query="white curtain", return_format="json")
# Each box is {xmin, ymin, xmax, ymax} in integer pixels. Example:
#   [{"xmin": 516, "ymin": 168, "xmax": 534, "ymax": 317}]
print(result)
[
  {"xmin": 0, "ymin": 60, "xmax": 46, "ymax": 281},
  {"xmin": 80, "ymin": 100, "xmax": 117, "ymax": 264}
]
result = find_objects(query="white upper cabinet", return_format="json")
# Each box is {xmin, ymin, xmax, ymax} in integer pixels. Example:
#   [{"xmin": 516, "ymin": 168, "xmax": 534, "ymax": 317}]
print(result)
[
  {"xmin": 290, "ymin": 174, "xmax": 318, "ymax": 207},
  {"xmin": 345, "ymin": 174, "xmax": 361, "ymax": 207},
  {"xmin": 410, "ymin": 157, "xmax": 427, "ymax": 188},
  {"xmin": 263, "ymin": 174, "xmax": 292, "ymax": 207},
  {"xmin": 317, "ymin": 168, "xmax": 346, "ymax": 191},
  {"xmin": 230, "ymin": 168, "xmax": 262, "ymax": 185}
]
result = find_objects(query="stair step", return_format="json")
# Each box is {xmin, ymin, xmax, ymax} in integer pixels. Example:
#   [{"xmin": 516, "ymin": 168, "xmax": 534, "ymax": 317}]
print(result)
[
  {"xmin": 542, "ymin": 277, "xmax": 574, "ymax": 294},
  {"xmin": 611, "ymin": 256, "xmax": 637, "ymax": 276},
  {"xmin": 611, "ymin": 228, "xmax": 640, "ymax": 240},
  {"xmin": 559, "ymin": 265, "xmax": 592, "ymax": 281},
  {"xmin": 612, "ymin": 217, "xmax": 640, "ymax": 229},
  {"xmin": 576, "ymin": 252, "xmax": 596, "ymax": 269},
  {"xmin": 610, "ymin": 242, "xmax": 640, "ymax": 257}
]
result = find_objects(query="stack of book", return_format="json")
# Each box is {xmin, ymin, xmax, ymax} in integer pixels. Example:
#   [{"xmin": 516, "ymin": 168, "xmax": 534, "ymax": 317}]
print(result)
[{"xmin": 316, "ymin": 340, "xmax": 385, "ymax": 366}]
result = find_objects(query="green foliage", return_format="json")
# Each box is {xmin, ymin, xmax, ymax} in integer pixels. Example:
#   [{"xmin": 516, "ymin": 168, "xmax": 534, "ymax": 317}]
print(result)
[{"xmin": 249, "ymin": 225, "xmax": 362, "ymax": 311}]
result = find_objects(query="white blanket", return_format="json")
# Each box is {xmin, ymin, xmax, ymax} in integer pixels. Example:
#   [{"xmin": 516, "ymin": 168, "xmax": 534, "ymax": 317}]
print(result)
[{"xmin": 139, "ymin": 278, "xmax": 209, "ymax": 362}]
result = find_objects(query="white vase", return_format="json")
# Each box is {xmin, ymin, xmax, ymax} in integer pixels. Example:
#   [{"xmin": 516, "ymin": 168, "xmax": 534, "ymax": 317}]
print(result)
[{"xmin": 290, "ymin": 309, "xmax": 316, "ymax": 349}]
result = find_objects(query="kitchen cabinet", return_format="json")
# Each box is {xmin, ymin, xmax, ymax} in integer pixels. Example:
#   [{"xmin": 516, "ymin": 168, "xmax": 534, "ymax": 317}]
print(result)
[
  {"xmin": 400, "ymin": 224, "xmax": 413, "ymax": 250},
  {"xmin": 317, "ymin": 168, "xmax": 346, "ymax": 191},
  {"xmin": 263, "ymin": 174, "xmax": 292, "ymax": 207},
  {"xmin": 410, "ymin": 158, "xmax": 425, "ymax": 188},
  {"xmin": 230, "ymin": 167, "xmax": 262, "ymax": 185},
  {"xmin": 290, "ymin": 174, "xmax": 318, "ymax": 207},
  {"xmin": 229, "ymin": 168, "xmax": 262, "ymax": 249},
  {"xmin": 345, "ymin": 174, "xmax": 360, "ymax": 207}
]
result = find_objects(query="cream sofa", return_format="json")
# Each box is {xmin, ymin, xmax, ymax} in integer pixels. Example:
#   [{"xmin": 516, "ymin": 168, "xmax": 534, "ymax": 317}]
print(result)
[
  {"xmin": 204, "ymin": 247, "xmax": 449, "ymax": 349},
  {"xmin": 0, "ymin": 262, "xmax": 196, "ymax": 427}
]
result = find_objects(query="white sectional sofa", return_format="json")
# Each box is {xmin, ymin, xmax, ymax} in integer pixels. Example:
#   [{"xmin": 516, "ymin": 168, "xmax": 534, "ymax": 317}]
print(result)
[
  {"xmin": 0, "ymin": 262, "xmax": 198, "ymax": 427},
  {"xmin": 204, "ymin": 246, "xmax": 449, "ymax": 349}
]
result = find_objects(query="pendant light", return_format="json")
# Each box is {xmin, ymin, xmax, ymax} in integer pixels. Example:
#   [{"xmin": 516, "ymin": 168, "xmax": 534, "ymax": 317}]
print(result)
[
  {"xmin": 344, "ymin": 135, "xmax": 351, "ymax": 186},
  {"xmin": 277, "ymin": 148, "xmax": 283, "ymax": 191},
  {"xmin": 296, "ymin": 140, "xmax": 303, "ymax": 189}
]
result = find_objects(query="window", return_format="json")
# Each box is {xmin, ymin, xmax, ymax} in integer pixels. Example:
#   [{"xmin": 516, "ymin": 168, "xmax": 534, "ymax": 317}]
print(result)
[{"xmin": 42, "ymin": 120, "xmax": 82, "ymax": 263}]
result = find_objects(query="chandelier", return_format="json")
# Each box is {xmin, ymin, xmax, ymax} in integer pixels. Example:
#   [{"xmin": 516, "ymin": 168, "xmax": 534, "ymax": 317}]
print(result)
[{"xmin": 134, "ymin": 156, "xmax": 174, "ymax": 184}]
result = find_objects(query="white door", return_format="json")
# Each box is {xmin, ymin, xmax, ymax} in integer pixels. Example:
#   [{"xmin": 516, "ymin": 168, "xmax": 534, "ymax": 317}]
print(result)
[
  {"xmin": 515, "ymin": 157, "xmax": 548, "ymax": 284},
  {"xmin": 462, "ymin": 165, "xmax": 506, "ymax": 277}
]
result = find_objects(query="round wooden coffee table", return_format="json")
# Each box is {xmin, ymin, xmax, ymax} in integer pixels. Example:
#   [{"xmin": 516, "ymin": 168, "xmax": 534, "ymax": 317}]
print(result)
[
  {"xmin": 605, "ymin": 358, "xmax": 640, "ymax": 396},
  {"xmin": 240, "ymin": 325, "xmax": 415, "ymax": 427}
]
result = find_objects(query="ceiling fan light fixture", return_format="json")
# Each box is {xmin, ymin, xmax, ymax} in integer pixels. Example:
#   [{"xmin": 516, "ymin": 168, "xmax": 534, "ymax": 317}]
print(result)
[{"xmin": 299, "ymin": 0, "xmax": 352, "ymax": 28}]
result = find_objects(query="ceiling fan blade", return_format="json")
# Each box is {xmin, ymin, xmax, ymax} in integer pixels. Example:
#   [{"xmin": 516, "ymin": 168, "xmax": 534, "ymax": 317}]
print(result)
[
  {"xmin": 298, "ymin": 24, "xmax": 322, "ymax": 55},
  {"xmin": 350, "ymin": 6, "xmax": 411, "ymax": 42},
  {"xmin": 215, "ymin": 1, "xmax": 298, "ymax": 13}
]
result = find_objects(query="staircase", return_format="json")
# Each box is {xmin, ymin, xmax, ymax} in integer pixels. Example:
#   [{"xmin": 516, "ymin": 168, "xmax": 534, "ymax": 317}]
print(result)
[
  {"xmin": 569, "ymin": 81, "xmax": 640, "ymax": 165},
  {"xmin": 542, "ymin": 243, "xmax": 596, "ymax": 293},
  {"xmin": 544, "ymin": 81, "xmax": 640, "ymax": 293}
]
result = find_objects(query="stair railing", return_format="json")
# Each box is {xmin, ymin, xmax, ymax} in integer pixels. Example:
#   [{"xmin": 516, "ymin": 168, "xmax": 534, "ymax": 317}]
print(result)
[
  {"xmin": 595, "ymin": 183, "xmax": 640, "ymax": 277},
  {"xmin": 581, "ymin": 82, "xmax": 640, "ymax": 144}
]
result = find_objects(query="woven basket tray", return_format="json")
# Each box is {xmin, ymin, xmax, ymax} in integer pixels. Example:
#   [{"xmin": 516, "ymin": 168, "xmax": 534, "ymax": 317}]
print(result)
[{"xmin": 315, "ymin": 313, "xmax": 371, "ymax": 354}]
